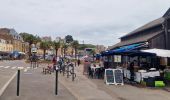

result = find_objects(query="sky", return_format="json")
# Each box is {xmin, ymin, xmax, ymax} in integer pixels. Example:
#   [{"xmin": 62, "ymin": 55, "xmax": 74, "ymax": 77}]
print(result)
[{"xmin": 0, "ymin": 0, "xmax": 170, "ymax": 47}]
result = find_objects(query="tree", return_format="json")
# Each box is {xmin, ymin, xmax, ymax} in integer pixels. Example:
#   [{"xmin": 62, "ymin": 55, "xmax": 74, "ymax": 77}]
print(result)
[
  {"xmin": 40, "ymin": 41, "xmax": 50, "ymax": 60},
  {"xmin": 90, "ymin": 49, "xmax": 96, "ymax": 62},
  {"xmin": 53, "ymin": 41, "xmax": 60, "ymax": 57},
  {"xmin": 63, "ymin": 44, "xmax": 68, "ymax": 57},
  {"xmin": 65, "ymin": 35, "xmax": 73, "ymax": 44},
  {"xmin": 71, "ymin": 40, "xmax": 79, "ymax": 59},
  {"xmin": 20, "ymin": 33, "xmax": 41, "ymax": 58}
]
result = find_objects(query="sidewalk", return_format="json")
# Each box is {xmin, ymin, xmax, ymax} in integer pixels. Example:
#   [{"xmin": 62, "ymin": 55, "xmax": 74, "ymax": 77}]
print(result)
[
  {"xmin": 58, "ymin": 65, "xmax": 116, "ymax": 100},
  {"xmin": 0, "ymin": 65, "xmax": 77, "ymax": 100},
  {"xmin": 59, "ymin": 64, "xmax": 170, "ymax": 100}
]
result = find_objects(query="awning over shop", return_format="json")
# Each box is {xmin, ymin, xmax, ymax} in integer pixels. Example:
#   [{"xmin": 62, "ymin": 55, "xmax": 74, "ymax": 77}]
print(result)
[
  {"xmin": 141, "ymin": 49, "xmax": 170, "ymax": 58},
  {"xmin": 102, "ymin": 43, "xmax": 148, "ymax": 56}
]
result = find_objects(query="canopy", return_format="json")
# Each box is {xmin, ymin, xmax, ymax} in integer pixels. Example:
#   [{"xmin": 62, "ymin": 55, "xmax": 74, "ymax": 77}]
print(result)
[
  {"xmin": 102, "ymin": 43, "xmax": 147, "ymax": 56},
  {"xmin": 141, "ymin": 48, "xmax": 170, "ymax": 58}
]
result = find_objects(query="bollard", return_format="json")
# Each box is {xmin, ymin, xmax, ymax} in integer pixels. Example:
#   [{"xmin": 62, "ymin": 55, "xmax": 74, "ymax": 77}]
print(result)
[
  {"xmin": 72, "ymin": 64, "xmax": 74, "ymax": 81},
  {"xmin": 55, "ymin": 68, "xmax": 58, "ymax": 95},
  {"xmin": 67, "ymin": 65, "xmax": 69, "ymax": 78},
  {"xmin": 63, "ymin": 65, "xmax": 65, "ymax": 76},
  {"xmin": 17, "ymin": 69, "xmax": 20, "ymax": 96}
]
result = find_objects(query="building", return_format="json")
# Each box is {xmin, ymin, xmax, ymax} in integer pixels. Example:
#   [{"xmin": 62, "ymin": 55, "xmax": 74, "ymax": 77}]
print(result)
[
  {"xmin": 8, "ymin": 29, "xmax": 24, "ymax": 52},
  {"xmin": 42, "ymin": 36, "xmax": 52, "ymax": 42},
  {"xmin": 95, "ymin": 45, "xmax": 106, "ymax": 53},
  {"xmin": 109, "ymin": 8, "xmax": 170, "ymax": 50},
  {"xmin": 0, "ymin": 39, "xmax": 13, "ymax": 52},
  {"xmin": 0, "ymin": 28, "xmax": 27, "ymax": 53}
]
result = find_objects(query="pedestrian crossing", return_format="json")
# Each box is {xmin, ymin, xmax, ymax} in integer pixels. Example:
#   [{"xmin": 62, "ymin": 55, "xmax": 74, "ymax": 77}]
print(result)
[{"xmin": 0, "ymin": 65, "xmax": 31, "ymax": 72}]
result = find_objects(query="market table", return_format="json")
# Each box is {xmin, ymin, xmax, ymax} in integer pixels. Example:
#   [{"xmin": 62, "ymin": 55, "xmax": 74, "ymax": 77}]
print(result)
[
  {"xmin": 123, "ymin": 69, "xmax": 160, "ymax": 83},
  {"xmin": 90, "ymin": 66, "xmax": 103, "ymax": 79}
]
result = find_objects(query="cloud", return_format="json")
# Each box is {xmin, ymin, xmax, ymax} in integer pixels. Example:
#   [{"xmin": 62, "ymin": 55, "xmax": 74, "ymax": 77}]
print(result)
[{"xmin": 0, "ymin": 0, "xmax": 170, "ymax": 47}]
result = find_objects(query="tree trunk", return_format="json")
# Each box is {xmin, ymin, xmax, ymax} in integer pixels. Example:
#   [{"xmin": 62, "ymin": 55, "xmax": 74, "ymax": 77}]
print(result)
[
  {"xmin": 64, "ymin": 48, "xmax": 66, "ymax": 58},
  {"xmin": 71, "ymin": 48, "xmax": 74, "ymax": 57},
  {"xmin": 93, "ymin": 53, "xmax": 95, "ymax": 62},
  {"xmin": 43, "ymin": 49, "xmax": 46, "ymax": 60},
  {"xmin": 75, "ymin": 48, "xmax": 77, "ymax": 59},
  {"xmin": 55, "ymin": 48, "xmax": 58, "ymax": 57},
  {"xmin": 29, "ymin": 43, "xmax": 31, "ymax": 59},
  {"xmin": 61, "ymin": 47, "xmax": 63, "ymax": 57}
]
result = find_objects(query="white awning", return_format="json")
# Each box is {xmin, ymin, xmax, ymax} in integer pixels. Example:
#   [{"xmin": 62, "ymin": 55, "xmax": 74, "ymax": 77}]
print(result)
[{"xmin": 141, "ymin": 48, "xmax": 170, "ymax": 58}]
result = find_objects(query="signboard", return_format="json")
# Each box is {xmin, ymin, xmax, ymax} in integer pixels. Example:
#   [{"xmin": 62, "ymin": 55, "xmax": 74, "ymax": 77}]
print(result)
[
  {"xmin": 105, "ymin": 69, "xmax": 124, "ymax": 85},
  {"xmin": 31, "ymin": 47, "xmax": 37, "ymax": 53},
  {"xmin": 114, "ymin": 55, "xmax": 121, "ymax": 62},
  {"xmin": 114, "ymin": 69, "xmax": 124, "ymax": 85},
  {"xmin": 105, "ymin": 69, "xmax": 115, "ymax": 85}
]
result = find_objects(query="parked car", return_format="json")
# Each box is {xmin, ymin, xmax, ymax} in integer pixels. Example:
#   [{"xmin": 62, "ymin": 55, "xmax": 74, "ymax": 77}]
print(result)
[{"xmin": 45, "ymin": 55, "xmax": 53, "ymax": 61}]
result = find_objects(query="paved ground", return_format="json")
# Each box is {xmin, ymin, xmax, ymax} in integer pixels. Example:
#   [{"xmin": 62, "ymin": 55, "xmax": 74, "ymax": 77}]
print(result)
[
  {"xmin": 0, "ymin": 61, "xmax": 77, "ymax": 100},
  {"xmin": 1, "ymin": 61, "xmax": 170, "ymax": 100},
  {"xmin": 75, "ymin": 65, "xmax": 170, "ymax": 100},
  {"xmin": 58, "ymin": 65, "xmax": 116, "ymax": 100},
  {"xmin": 0, "ymin": 60, "xmax": 29, "ymax": 96}
]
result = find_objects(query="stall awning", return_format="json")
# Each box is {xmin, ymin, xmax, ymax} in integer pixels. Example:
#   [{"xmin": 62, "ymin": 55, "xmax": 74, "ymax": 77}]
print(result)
[
  {"xmin": 102, "ymin": 43, "xmax": 148, "ymax": 56},
  {"xmin": 141, "ymin": 49, "xmax": 170, "ymax": 58},
  {"xmin": 112, "ymin": 43, "xmax": 145, "ymax": 52}
]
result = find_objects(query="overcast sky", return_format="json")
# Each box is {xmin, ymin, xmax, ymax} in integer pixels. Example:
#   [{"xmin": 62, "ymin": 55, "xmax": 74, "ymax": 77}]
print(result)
[{"xmin": 0, "ymin": 0, "xmax": 170, "ymax": 47}]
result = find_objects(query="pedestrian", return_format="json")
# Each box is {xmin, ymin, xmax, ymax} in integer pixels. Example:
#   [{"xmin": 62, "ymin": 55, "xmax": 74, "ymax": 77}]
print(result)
[
  {"xmin": 77, "ymin": 59, "xmax": 81, "ymax": 66},
  {"xmin": 52, "ymin": 56, "xmax": 57, "ymax": 71},
  {"xmin": 129, "ymin": 61, "xmax": 135, "ymax": 82}
]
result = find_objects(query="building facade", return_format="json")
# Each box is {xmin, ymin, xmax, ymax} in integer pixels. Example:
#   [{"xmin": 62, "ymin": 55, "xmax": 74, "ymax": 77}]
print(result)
[
  {"xmin": 110, "ymin": 8, "xmax": 170, "ymax": 50},
  {"xmin": 0, "ymin": 28, "xmax": 27, "ymax": 53},
  {"xmin": 0, "ymin": 39, "xmax": 13, "ymax": 52}
]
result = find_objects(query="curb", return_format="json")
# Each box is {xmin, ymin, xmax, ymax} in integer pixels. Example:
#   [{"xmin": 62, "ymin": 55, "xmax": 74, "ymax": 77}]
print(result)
[{"xmin": 0, "ymin": 71, "xmax": 17, "ymax": 96}]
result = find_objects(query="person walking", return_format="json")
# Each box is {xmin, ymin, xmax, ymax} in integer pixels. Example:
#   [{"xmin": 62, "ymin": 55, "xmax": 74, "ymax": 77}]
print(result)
[
  {"xmin": 52, "ymin": 56, "xmax": 57, "ymax": 71},
  {"xmin": 129, "ymin": 61, "xmax": 135, "ymax": 82},
  {"xmin": 77, "ymin": 59, "xmax": 81, "ymax": 66}
]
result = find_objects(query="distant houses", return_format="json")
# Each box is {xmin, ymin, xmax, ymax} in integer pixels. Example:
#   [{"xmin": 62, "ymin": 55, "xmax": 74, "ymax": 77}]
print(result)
[{"xmin": 0, "ymin": 28, "xmax": 29, "ymax": 55}]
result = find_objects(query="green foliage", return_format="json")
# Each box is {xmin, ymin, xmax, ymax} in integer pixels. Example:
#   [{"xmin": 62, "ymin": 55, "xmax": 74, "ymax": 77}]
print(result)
[
  {"xmin": 71, "ymin": 40, "xmax": 79, "ymax": 48},
  {"xmin": 53, "ymin": 41, "xmax": 60, "ymax": 49},
  {"xmin": 19, "ymin": 33, "xmax": 41, "ymax": 45},
  {"xmin": 40, "ymin": 41, "xmax": 50, "ymax": 50},
  {"xmin": 65, "ymin": 35, "xmax": 73, "ymax": 44},
  {"xmin": 78, "ymin": 44, "xmax": 96, "ymax": 50}
]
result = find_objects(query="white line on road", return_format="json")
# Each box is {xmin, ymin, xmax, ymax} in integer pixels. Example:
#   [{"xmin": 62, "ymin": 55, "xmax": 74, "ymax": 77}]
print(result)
[
  {"xmin": 11, "ymin": 67, "xmax": 16, "ymax": 69},
  {"xmin": 0, "ymin": 66, "xmax": 4, "ymax": 68},
  {"xmin": 0, "ymin": 71, "xmax": 17, "ymax": 96},
  {"xmin": 4, "ymin": 66, "xmax": 10, "ymax": 68},
  {"xmin": 18, "ymin": 67, "xmax": 24, "ymax": 70},
  {"xmin": 27, "ymin": 67, "xmax": 30, "ymax": 69},
  {"xmin": 24, "ymin": 69, "xmax": 28, "ymax": 72}
]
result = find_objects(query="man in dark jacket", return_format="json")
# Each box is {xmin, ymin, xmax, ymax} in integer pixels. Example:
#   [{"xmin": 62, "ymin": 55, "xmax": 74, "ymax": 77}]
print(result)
[{"xmin": 129, "ymin": 61, "xmax": 135, "ymax": 81}]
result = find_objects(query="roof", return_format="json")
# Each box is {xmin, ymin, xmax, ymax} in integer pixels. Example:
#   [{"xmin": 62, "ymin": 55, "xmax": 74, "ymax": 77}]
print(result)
[
  {"xmin": 0, "ymin": 28, "xmax": 13, "ymax": 40},
  {"xmin": 9, "ymin": 29, "xmax": 23, "ymax": 40},
  {"xmin": 142, "ymin": 48, "xmax": 170, "ymax": 57},
  {"xmin": 121, "ymin": 17, "xmax": 164, "ymax": 39},
  {"xmin": 121, "ymin": 8, "xmax": 170, "ymax": 39},
  {"xmin": 109, "ymin": 30, "xmax": 163, "ymax": 49}
]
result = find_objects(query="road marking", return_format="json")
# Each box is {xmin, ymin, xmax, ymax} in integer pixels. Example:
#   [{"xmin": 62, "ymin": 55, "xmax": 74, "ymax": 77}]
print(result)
[
  {"xmin": 4, "ymin": 66, "xmax": 10, "ymax": 68},
  {"xmin": 0, "ymin": 66, "xmax": 4, "ymax": 68},
  {"xmin": 27, "ymin": 67, "xmax": 30, "ymax": 69},
  {"xmin": 11, "ymin": 67, "xmax": 16, "ymax": 69},
  {"xmin": 18, "ymin": 67, "xmax": 24, "ymax": 70},
  {"xmin": 0, "ymin": 71, "xmax": 17, "ymax": 96},
  {"xmin": 24, "ymin": 68, "xmax": 28, "ymax": 72}
]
